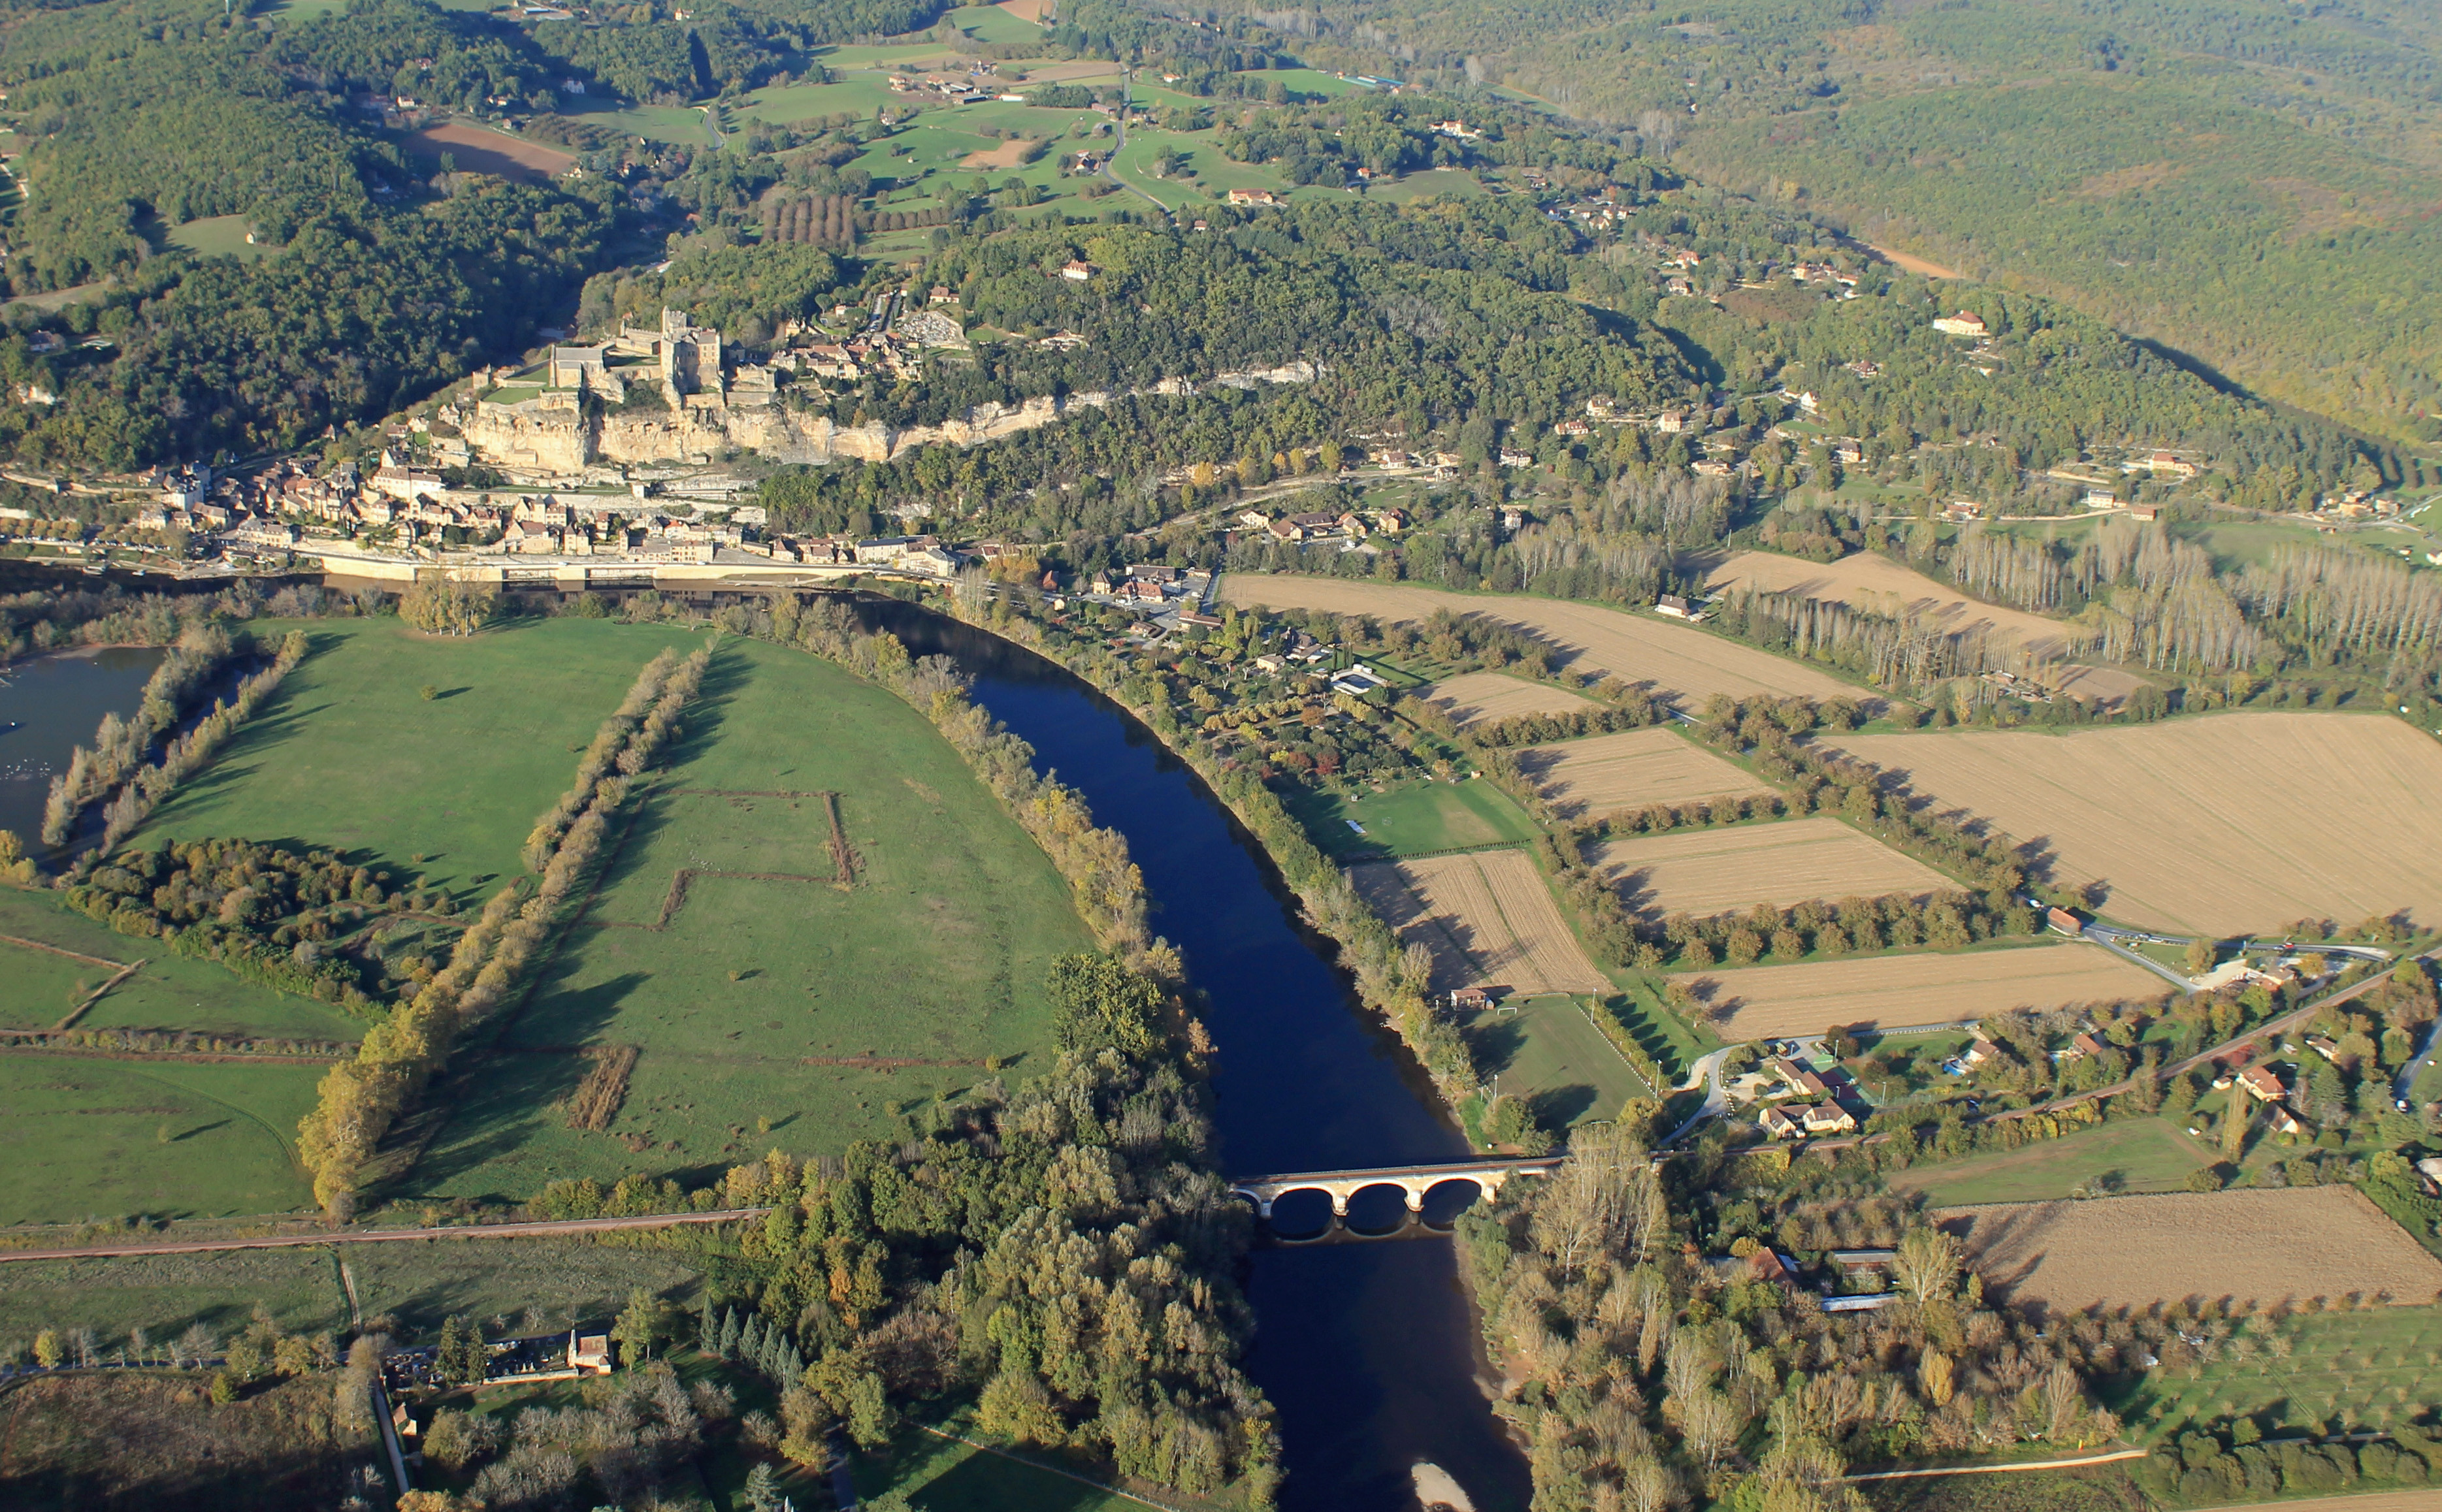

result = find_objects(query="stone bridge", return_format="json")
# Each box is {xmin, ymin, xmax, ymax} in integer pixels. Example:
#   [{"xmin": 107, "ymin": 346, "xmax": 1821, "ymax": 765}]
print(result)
[{"xmin": 1227, "ymin": 1157, "xmax": 1565, "ymax": 1220}]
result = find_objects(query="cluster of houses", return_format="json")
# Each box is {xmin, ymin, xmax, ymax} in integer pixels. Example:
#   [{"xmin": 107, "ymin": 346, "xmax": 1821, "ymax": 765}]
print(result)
[
  {"xmin": 1236, "ymin": 505, "xmax": 1410, "ymax": 544},
  {"xmin": 1751, "ymin": 1054, "xmax": 1862, "ymax": 1140}
]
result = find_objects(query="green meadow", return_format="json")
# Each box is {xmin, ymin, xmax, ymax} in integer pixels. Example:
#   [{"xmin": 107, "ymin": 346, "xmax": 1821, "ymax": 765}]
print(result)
[
  {"xmin": 140, "ymin": 618, "xmax": 702, "ymax": 899},
  {"xmin": 411, "ymin": 634, "xmax": 1094, "ymax": 1200},
  {"xmin": 1467, "ymin": 995, "xmax": 1648, "ymax": 1129},
  {"xmin": 2108, "ymin": 1302, "xmax": 2442, "ymax": 1441},
  {"xmin": 1886, "ymin": 1116, "xmax": 2220, "ymax": 1207},
  {"xmin": 1287, "ymin": 775, "xmax": 1539, "ymax": 861},
  {"xmin": 0, "ymin": 888, "xmax": 361, "ymax": 1041},
  {"xmin": 0, "ymin": 1248, "xmax": 350, "ymax": 1344},
  {"xmin": 0, "ymin": 1056, "xmax": 323, "ymax": 1223}
]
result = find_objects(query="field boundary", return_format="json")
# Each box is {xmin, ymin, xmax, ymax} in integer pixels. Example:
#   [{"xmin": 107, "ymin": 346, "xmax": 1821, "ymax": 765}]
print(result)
[
  {"xmin": 0, "ymin": 1207, "xmax": 772, "ymax": 1263},
  {"xmin": 1842, "ymin": 1449, "xmax": 2148, "ymax": 1482},
  {"xmin": 0, "ymin": 932, "xmax": 125, "ymax": 971},
  {"xmin": 52, "ymin": 958, "xmax": 147, "ymax": 1030}
]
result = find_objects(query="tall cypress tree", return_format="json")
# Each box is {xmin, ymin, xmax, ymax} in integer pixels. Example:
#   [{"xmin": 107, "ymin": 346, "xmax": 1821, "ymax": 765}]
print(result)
[
  {"xmin": 718, "ymin": 1307, "xmax": 741, "ymax": 1360},
  {"xmin": 740, "ymin": 1312, "xmax": 766, "ymax": 1368},
  {"xmin": 698, "ymin": 1299, "xmax": 719, "ymax": 1355}
]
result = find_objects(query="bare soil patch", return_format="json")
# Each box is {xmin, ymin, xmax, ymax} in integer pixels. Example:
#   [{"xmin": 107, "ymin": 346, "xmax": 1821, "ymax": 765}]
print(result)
[
  {"xmin": 1941, "ymin": 1186, "xmax": 2442, "ymax": 1313},
  {"xmin": 1867, "ymin": 241, "xmax": 1966, "ymax": 280},
  {"xmin": 1672, "ymin": 942, "xmax": 2168, "ymax": 1038},
  {"xmin": 959, "ymin": 137, "xmax": 1035, "ymax": 169},
  {"xmin": 996, "ymin": 0, "xmax": 1052, "ymax": 21},
  {"xmin": 1422, "ymin": 671, "xmax": 1597, "ymax": 730},
  {"xmin": 1826, "ymin": 713, "xmax": 2442, "ymax": 935},
  {"xmin": 1217, "ymin": 577, "xmax": 1860, "ymax": 707},
  {"xmin": 1592, "ymin": 815, "xmax": 1953, "ymax": 919},
  {"xmin": 1352, "ymin": 848, "xmax": 1609, "ymax": 997},
  {"xmin": 402, "ymin": 123, "xmax": 575, "ymax": 183},
  {"xmin": 1705, "ymin": 551, "xmax": 2146, "ymax": 703},
  {"xmin": 1517, "ymin": 726, "xmax": 1769, "ymax": 821}
]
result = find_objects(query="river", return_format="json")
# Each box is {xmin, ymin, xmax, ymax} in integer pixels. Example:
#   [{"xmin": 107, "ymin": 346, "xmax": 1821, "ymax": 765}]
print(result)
[
  {"xmin": 870, "ymin": 603, "xmax": 1531, "ymax": 1512},
  {"xmin": 0, "ymin": 646, "xmax": 165, "ymax": 849}
]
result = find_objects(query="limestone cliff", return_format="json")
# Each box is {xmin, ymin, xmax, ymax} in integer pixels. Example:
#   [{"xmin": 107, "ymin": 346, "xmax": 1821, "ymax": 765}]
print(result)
[{"xmin": 463, "ymin": 391, "xmax": 1114, "ymax": 473}]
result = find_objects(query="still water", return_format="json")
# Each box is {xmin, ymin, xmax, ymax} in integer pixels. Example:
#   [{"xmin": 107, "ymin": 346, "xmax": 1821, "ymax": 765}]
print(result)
[
  {"xmin": 0, "ymin": 646, "xmax": 165, "ymax": 850},
  {"xmin": 871, "ymin": 604, "xmax": 1531, "ymax": 1512}
]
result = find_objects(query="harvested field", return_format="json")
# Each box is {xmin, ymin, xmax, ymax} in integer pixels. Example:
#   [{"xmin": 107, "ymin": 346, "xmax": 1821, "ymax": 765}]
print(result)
[
  {"xmin": 1516, "ymin": 726, "xmax": 1770, "ymax": 820},
  {"xmin": 1704, "ymin": 550, "xmax": 2147, "ymax": 704},
  {"xmin": 402, "ymin": 123, "xmax": 575, "ymax": 182},
  {"xmin": 1592, "ymin": 816, "xmax": 1954, "ymax": 919},
  {"xmin": 1940, "ymin": 1186, "xmax": 2442, "ymax": 1313},
  {"xmin": 996, "ymin": 0, "xmax": 1051, "ymax": 19},
  {"xmin": 1351, "ymin": 848, "xmax": 1609, "ymax": 997},
  {"xmin": 1827, "ymin": 713, "xmax": 2442, "ymax": 935},
  {"xmin": 1672, "ymin": 942, "xmax": 2169, "ymax": 1037},
  {"xmin": 1422, "ymin": 671, "xmax": 1597, "ymax": 730},
  {"xmin": 1218, "ymin": 576, "xmax": 1860, "ymax": 707}
]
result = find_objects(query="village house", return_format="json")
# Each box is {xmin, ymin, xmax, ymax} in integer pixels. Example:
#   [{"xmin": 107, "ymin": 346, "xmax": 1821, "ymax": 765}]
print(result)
[
  {"xmin": 1764, "ymin": 1056, "xmax": 1829, "ymax": 1099},
  {"xmin": 1497, "ymin": 447, "xmax": 1533, "ymax": 468},
  {"xmin": 1226, "ymin": 189, "xmax": 1282, "ymax": 207},
  {"xmin": 1832, "ymin": 441, "xmax": 1866, "ymax": 466},
  {"xmin": 1655, "ymin": 410, "xmax": 1689, "ymax": 434},
  {"xmin": 1058, "ymin": 259, "xmax": 1095, "ymax": 282},
  {"xmin": 2267, "ymin": 1106, "xmax": 2307, "ymax": 1138},
  {"xmin": 2236, "ymin": 1064, "xmax": 2286, "ymax": 1102},
  {"xmin": 1932, "ymin": 311, "xmax": 1989, "ymax": 338},
  {"xmin": 1653, "ymin": 594, "xmax": 1699, "ymax": 620}
]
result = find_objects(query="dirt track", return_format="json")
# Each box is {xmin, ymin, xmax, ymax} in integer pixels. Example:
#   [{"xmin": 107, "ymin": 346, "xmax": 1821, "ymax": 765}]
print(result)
[
  {"xmin": 1593, "ymin": 816, "xmax": 1952, "ymax": 919},
  {"xmin": 1828, "ymin": 712, "xmax": 2442, "ymax": 935},
  {"xmin": 1941, "ymin": 1185, "xmax": 2442, "ymax": 1311},
  {"xmin": 1672, "ymin": 942, "xmax": 2170, "ymax": 1037},
  {"xmin": 1218, "ymin": 577, "xmax": 1860, "ymax": 707}
]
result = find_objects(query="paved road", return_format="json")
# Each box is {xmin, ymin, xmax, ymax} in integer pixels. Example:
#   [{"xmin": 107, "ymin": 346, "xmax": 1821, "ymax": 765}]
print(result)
[
  {"xmin": 1661, "ymin": 1048, "xmax": 1730, "ymax": 1145},
  {"xmin": 2396, "ymin": 1016, "xmax": 2442, "ymax": 1106},
  {"xmin": 0, "ymin": 1208, "xmax": 773, "ymax": 1264},
  {"xmin": 1098, "ymin": 74, "xmax": 1175, "ymax": 220}
]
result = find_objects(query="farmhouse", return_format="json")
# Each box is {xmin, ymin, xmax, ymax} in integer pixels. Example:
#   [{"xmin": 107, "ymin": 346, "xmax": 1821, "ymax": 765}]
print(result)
[
  {"xmin": 1654, "ymin": 594, "xmax": 1699, "ymax": 620},
  {"xmin": 1932, "ymin": 312, "xmax": 1989, "ymax": 338},
  {"xmin": 1226, "ymin": 189, "xmax": 1282, "ymax": 207}
]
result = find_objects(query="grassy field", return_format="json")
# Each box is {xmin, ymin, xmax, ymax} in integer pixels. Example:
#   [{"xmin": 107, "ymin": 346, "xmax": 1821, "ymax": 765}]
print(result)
[
  {"xmin": 856, "ymin": 1420, "xmax": 1164, "ymax": 1512},
  {"xmin": 0, "ymin": 1369, "xmax": 381, "ymax": 1511},
  {"xmin": 409, "ymin": 635, "xmax": 1094, "ymax": 1200},
  {"xmin": 1285, "ymin": 775, "xmax": 1540, "ymax": 861},
  {"xmin": 140, "ymin": 619, "xmax": 703, "ymax": 901},
  {"xmin": 2107, "ymin": 1302, "xmax": 2442, "ymax": 1441},
  {"xmin": 1467, "ymin": 995, "xmax": 1648, "ymax": 1128},
  {"xmin": 0, "ymin": 1248, "xmax": 349, "ymax": 1345},
  {"xmin": 165, "ymin": 214, "xmax": 267, "ymax": 261},
  {"xmin": 0, "ymin": 1057, "xmax": 322, "ymax": 1224},
  {"xmin": 0, "ymin": 888, "xmax": 361, "ymax": 1040},
  {"xmin": 340, "ymin": 1237, "xmax": 706, "ymax": 1338},
  {"xmin": 1886, "ymin": 1116, "xmax": 2217, "ymax": 1206}
]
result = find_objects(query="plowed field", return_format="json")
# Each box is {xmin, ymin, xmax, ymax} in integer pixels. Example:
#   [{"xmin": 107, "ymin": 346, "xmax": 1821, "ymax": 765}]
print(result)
[
  {"xmin": 1517, "ymin": 727, "xmax": 1770, "ymax": 820},
  {"xmin": 1216, "ymin": 577, "xmax": 1859, "ymax": 706},
  {"xmin": 1827, "ymin": 713, "xmax": 2442, "ymax": 935},
  {"xmin": 1351, "ymin": 848, "xmax": 1610, "ymax": 997},
  {"xmin": 1421, "ymin": 671, "xmax": 1596, "ymax": 730},
  {"xmin": 1591, "ymin": 816, "xmax": 1953, "ymax": 919},
  {"xmin": 1670, "ymin": 942, "xmax": 2168, "ymax": 1037},
  {"xmin": 1941, "ymin": 1186, "xmax": 2442, "ymax": 1311}
]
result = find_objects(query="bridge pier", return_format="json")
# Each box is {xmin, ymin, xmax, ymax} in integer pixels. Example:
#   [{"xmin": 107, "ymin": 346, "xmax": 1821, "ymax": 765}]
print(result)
[{"xmin": 1226, "ymin": 1156, "xmax": 1565, "ymax": 1234}]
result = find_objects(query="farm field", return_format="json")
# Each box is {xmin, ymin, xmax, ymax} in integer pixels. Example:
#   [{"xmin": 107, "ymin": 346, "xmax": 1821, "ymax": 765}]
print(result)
[
  {"xmin": 1942, "ymin": 1186, "xmax": 2442, "ymax": 1313},
  {"xmin": 1420, "ymin": 670, "xmax": 1597, "ymax": 729},
  {"xmin": 140, "ymin": 619, "xmax": 703, "ymax": 900},
  {"xmin": 410, "ymin": 636, "xmax": 1094, "ymax": 1200},
  {"xmin": 2113, "ymin": 1303, "xmax": 2442, "ymax": 1444},
  {"xmin": 1515, "ymin": 726, "xmax": 1772, "ymax": 822},
  {"xmin": 1885, "ymin": 1116, "xmax": 2218, "ymax": 1206},
  {"xmin": 0, "ymin": 1247, "xmax": 348, "ymax": 1343},
  {"xmin": 1350, "ymin": 848, "xmax": 1608, "ymax": 998},
  {"xmin": 1827, "ymin": 713, "xmax": 2442, "ymax": 935},
  {"xmin": 1217, "ymin": 576, "xmax": 1864, "ymax": 707},
  {"xmin": 0, "ymin": 888, "xmax": 361, "ymax": 1041},
  {"xmin": 1704, "ymin": 549, "xmax": 2147, "ymax": 704},
  {"xmin": 339, "ymin": 1237, "xmax": 706, "ymax": 1336},
  {"xmin": 0, "ymin": 1056, "xmax": 322, "ymax": 1224},
  {"xmin": 1672, "ymin": 941, "xmax": 2168, "ymax": 1038},
  {"xmin": 1286, "ymin": 775, "xmax": 1538, "ymax": 860},
  {"xmin": 1591, "ymin": 815, "xmax": 1954, "ymax": 920},
  {"xmin": 1465, "ymin": 997, "xmax": 1648, "ymax": 1130},
  {"xmin": 401, "ymin": 122, "xmax": 576, "ymax": 182}
]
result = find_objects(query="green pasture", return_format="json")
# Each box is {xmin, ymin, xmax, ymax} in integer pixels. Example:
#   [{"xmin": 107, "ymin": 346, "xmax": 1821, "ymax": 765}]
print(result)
[
  {"xmin": 1467, "ymin": 995, "xmax": 1648, "ymax": 1128},
  {"xmin": 939, "ymin": 3, "xmax": 1041, "ymax": 44},
  {"xmin": 341, "ymin": 1238, "xmax": 706, "ymax": 1339},
  {"xmin": 1286, "ymin": 776, "xmax": 1539, "ymax": 861},
  {"xmin": 1610, "ymin": 980, "xmax": 1721, "ymax": 1080},
  {"xmin": 410, "ymin": 636, "xmax": 1095, "ymax": 1200},
  {"xmin": 0, "ymin": 1248, "xmax": 349, "ymax": 1344},
  {"xmin": 139, "ymin": 618, "xmax": 703, "ymax": 901},
  {"xmin": 735, "ymin": 75, "xmax": 903, "ymax": 125},
  {"xmin": 563, "ymin": 103, "xmax": 715, "ymax": 147},
  {"xmin": 167, "ymin": 214, "xmax": 267, "ymax": 261},
  {"xmin": 0, "ymin": 888, "xmax": 361, "ymax": 1040},
  {"xmin": 0, "ymin": 1057, "xmax": 322, "ymax": 1224},
  {"xmin": 1240, "ymin": 66, "xmax": 1365, "ymax": 100},
  {"xmin": 2106, "ymin": 1302, "xmax": 2442, "ymax": 1441},
  {"xmin": 1887, "ymin": 1116, "xmax": 2218, "ymax": 1206},
  {"xmin": 1372, "ymin": 167, "xmax": 1488, "ymax": 203},
  {"xmin": 857, "ymin": 1417, "xmax": 1162, "ymax": 1512}
]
